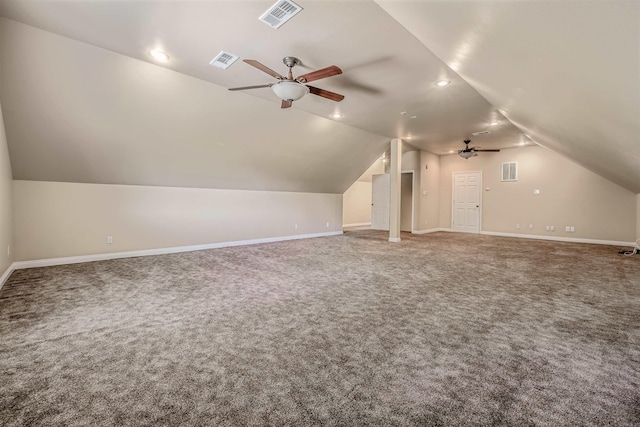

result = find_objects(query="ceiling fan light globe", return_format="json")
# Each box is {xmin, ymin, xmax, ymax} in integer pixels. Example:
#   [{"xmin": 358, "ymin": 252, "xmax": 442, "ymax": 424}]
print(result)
[
  {"xmin": 271, "ymin": 81, "xmax": 309, "ymax": 101},
  {"xmin": 458, "ymin": 150, "xmax": 475, "ymax": 159}
]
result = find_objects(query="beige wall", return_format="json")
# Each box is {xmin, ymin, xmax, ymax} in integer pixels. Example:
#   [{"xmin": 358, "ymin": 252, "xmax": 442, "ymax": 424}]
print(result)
[
  {"xmin": 342, "ymin": 158, "xmax": 385, "ymax": 226},
  {"xmin": 343, "ymin": 181, "xmax": 373, "ymax": 226},
  {"xmin": 13, "ymin": 181, "xmax": 342, "ymax": 261},
  {"xmin": 0, "ymin": 102, "xmax": 13, "ymax": 275},
  {"xmin": 418, "ymin": 151, "xmax": 440, "ymax": 231},
  {"xmin": 439, "ymin": 145, "xmax": 636, "ymax": 242}
]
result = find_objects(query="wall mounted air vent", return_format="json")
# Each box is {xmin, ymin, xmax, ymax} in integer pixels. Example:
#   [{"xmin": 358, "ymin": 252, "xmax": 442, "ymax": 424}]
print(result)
[
  {"xmin": 259, "ymin": 0, "xmax": 302, "ymax": 29},
  {"xmin": 501, "ymin": 162, "xmax": 518, "ymax": 182},
  {"xmin": 209, "ymin": 51, "xmax": 239, "ymax": 70},
  {"xmin": 472, "ymin": 130, "xmax": 491, "ymax": 136}
]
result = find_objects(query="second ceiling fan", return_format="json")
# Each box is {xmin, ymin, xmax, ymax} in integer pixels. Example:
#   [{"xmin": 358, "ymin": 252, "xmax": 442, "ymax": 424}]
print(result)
[
  {"xmin": 229, "ymin": 56, "xmax": 344, "ymax": 109},
  {"xmin": 458, "ymin": 139, "xmax": 500, "ymax": 159}
]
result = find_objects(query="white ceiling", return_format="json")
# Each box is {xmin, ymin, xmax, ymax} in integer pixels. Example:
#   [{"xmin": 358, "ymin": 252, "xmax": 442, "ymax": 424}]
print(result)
[{"xmin": 0, "ymin": 0, "xmax": 637, "ymax": 193}]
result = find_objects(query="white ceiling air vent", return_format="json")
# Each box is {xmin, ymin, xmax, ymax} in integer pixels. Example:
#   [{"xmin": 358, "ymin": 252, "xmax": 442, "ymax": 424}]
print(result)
[
  {"xmin": 209, "ymin": 51, "xmax": 239, "ymax": 70},
  {"xmin": 502, "ymin": 162, "xmax": 518, "ymax": 182},
  {"xmin": 259, "ymin": 0, "xmax": 302, "ymax": 29},
  {"xmin": 472, "ymin": 130, "xmax": 491, "ymax": 136}
]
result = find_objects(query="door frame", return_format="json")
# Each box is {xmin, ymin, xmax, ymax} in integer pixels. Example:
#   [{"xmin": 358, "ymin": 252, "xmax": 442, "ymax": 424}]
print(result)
[
  {"xmin": 401, "ymin": 170, "xmax": 415, "ymax": 233},
  {"xmin": 451, "ymin": 170, "xmax": 482, "ymax": 233}
]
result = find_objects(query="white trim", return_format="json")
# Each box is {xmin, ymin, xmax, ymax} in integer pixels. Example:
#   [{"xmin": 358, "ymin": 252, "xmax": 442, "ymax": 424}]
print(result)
[
  {"xmin": 412, "ymin": 228, "xmax": 450, "ymax": 234},
  {"xmin": 0, "ymin": 263, "xmax": 17, "ymax": 290},
  {"xmin": 343, "ymin": 222, "xmax": 371, "ymax": 228},
  {"xmin": 480, "ymin": 231, "xmax": 635, "ymax": 247},
  {"xmin": 11, "ymin": 231, "xmax": 343, "ymax": 270},
  {"xmin": 4, "ymin": 229, "xmax": 633, "ymax": 283}
]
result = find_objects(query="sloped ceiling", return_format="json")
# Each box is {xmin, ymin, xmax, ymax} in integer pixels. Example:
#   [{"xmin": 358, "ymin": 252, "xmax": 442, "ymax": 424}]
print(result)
[
  {"xmin": 0, "ymin": 1, "xmax": 637, "ymax": 193},
  {"xmin": 0, "ymin": 18, "xmax": 388, "ymax": 193},
  {"xmin": 377, "ymin": 0, "xmax": 640, "ymax": 193}
]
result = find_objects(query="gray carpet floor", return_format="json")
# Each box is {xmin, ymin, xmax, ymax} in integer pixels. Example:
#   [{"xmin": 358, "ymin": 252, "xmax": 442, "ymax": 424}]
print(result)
[{"xmin": 0, "ymin": 231, "xmax": 638, "ymax": 426}]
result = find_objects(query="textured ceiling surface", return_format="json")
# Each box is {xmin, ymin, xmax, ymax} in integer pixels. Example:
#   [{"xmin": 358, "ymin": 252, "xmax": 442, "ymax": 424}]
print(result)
[{"xmin": 0, "ymin": 0, "xmax": 637, "ymax": 193}]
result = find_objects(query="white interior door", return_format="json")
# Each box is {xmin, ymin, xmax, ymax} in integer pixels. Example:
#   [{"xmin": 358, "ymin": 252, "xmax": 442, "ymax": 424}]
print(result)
[
  {"xmin": 452, "ymin": 171, "xmax": 481, "ymax": 233},
  {"xmin": 371, "ymin": 173, "xmax": 390, "ymax": 231}
]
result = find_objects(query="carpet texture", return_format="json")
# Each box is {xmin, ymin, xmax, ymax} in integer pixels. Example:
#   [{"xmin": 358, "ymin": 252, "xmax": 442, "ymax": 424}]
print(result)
[{"xmin": 0, "ymin": 231, "xmax": 638, "ymax": 426}]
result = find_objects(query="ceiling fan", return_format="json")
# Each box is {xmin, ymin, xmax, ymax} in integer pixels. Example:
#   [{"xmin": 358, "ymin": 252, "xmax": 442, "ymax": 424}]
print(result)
[
  {"xmin": 458, "ymin": 139, "xmax": 500, "ymax": 159},
  {"xmin": 228, "ymin": 57, "xmax": 345, "ymax": 109}
]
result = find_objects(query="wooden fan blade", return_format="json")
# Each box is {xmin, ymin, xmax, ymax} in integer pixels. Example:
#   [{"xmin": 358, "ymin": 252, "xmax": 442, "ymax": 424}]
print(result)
[
  {"xmin": 307, "ymin": 85, "xmax": 345, "ymax": 102},
  {"xmin": 281, "ymin": 99, "xmax": 292, "ymax": 109},
  {"xmin": 296, "ymin": 65, "xmax": 342, "ymax": 83},
  {"xmin": 243, "ymin": 59, "xmax": 284, "ymax": 79},
  {"xmin": 476, "ymin": 149, "xmax": 501, "ymax": 152},
  {"xmin": 228, "ymin": 84, "xmax": 273, "ymax": 91}
]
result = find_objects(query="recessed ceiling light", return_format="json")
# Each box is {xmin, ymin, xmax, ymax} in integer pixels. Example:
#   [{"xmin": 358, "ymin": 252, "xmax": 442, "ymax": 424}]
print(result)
[
  {"xmin": 436, "ymin": 80, "xmax": 451, "ymax": 87},
  {"xmin": 149, "ymin": 49, "xmax": 169, "ymax": 62},
  {"xmin": 331, "ymin": 113, "xmax": 343, "ymax": 119},
  {"xmin": 489, "ymin": 121, "xmax": 499, "ymax": 126},
  {"xmin": 410, "ymin": 115, "xmax": 417, "ymax": 119},
  {"xmin": 517, "ymin": 142, "xmax": 527, "ymax": 146},
  {"xmin": 448, "ymin": 150, "xmax": 455, "ymax": 154},
  {"xmin": 400, "ymin": 111, "xmax": 407, "ymax": 115}
]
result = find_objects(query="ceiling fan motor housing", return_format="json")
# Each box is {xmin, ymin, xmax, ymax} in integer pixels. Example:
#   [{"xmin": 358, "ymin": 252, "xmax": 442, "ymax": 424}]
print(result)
[{"xmin": 282, "ymin": 56, "xmax": 301, "ymax": 69}]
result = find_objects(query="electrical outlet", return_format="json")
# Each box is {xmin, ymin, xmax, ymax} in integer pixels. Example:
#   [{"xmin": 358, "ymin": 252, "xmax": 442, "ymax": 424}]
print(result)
[
  {"xmin": 516, "ymin": 224, "xmax": 520, "ymax": 229},
  {"xmin": 550, "ymin": 226, "xmax": 555, "ymax": 232},
  {"xmin": 294, "ymin": 223, "xmax": 298, "ymax": 230},
  {"xmin": 528, "ymin": 224, "xmax": 534, "ymax": 230},
  {"xmin": 570, "ymin": 226, "xmax": 575, "ymax": 232},
  {"xmin": 106, "ymin": 236, "xmax": 113, "ymax": 244},
  {"xmin": 326, "ymin": 222, "xmax": 330, "ymax": 228}
]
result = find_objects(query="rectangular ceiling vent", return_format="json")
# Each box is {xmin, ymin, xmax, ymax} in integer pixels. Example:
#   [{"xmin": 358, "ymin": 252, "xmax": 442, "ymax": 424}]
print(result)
[
  {"xmin": 502, "ymin": 162, "xmax": 518, "ymax": 182},
  {"xmin": 472, "ymin": 130, "xmax": 491, "ymax": 136},
  {"xmin": 259, "ymin": 0, "xmax": 302, "ymax": 29},
  {"xmin": 209, "ymin": 51, "xmax": 239, "ymax": 70}
]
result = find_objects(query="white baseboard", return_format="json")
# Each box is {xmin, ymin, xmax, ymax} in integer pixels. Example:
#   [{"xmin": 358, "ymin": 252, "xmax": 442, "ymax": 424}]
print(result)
[
  {"xmin": 412, "ymin": 228, "xmax": 450, "ymax": 234},
  {"xmin": 0, "ymin": 262, "xmax": 16, "ymax": 290},
  {"xmin": 388, "ymin": 237, "xmax": 401, "ymax": 243},
  {"xmin": 4, "ymin": 229, "xmax": 634, "ymax": 282},
  {"xmin": 411, "ymin": 228, "xmax": 634, "ymax": 246},
  {"xmin": 10, "ymin": 231, "xmax": 343, "ymax": 271},
  {"xmin": 479, "ymin": 230, "xmax": 635, "ymax": 247},
  {"xmin": 343, "ymin": 222, "xmax": 371, "ymax": 228}
]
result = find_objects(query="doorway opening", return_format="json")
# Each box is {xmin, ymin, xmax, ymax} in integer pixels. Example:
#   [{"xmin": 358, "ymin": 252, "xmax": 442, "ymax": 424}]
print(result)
[{"xmin": 371, "ymin": 171, "xmax": 414, "ymax": 233}]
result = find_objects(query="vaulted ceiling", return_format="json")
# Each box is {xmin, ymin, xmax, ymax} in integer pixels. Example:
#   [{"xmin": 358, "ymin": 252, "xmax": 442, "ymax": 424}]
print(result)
[{"xmin": 0, "ymin": 0, "xmax": 637, "ymax": 193}]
